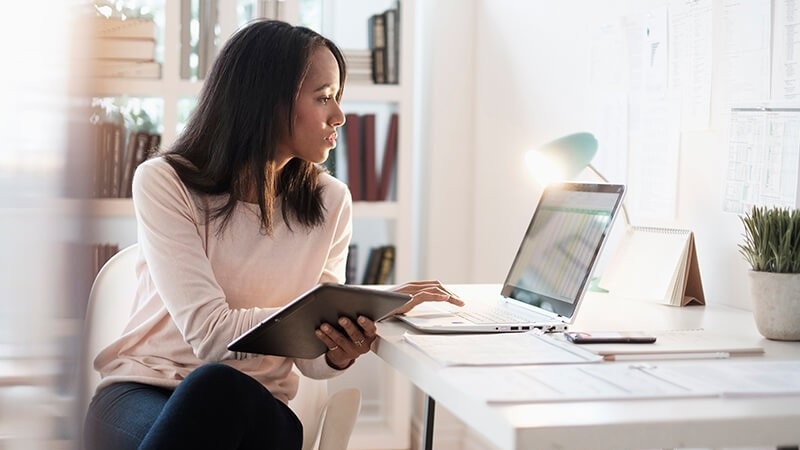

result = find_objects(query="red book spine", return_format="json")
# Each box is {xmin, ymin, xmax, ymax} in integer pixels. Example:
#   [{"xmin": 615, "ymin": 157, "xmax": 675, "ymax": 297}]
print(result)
[
  {"xmin": 344, "ymin": 113, "xmax": 363, "ymax": 201},
  {"xmin": 378, "ymin": 113, "xmax": 399, "ymax": 201},
  {"xmin": 362, "ymin": 114, "xmax": 378, "ymax": 201}
]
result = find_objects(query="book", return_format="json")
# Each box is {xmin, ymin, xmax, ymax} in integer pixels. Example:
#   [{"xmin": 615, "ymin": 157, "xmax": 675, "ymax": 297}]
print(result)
[
  {"xmin": 383, "ymin": 8, "xmax": 399, "ymax": 84},
  {"xmin": 118, "ymin": 131, "xmax": 139, "ymax": 198},
  {"xmin": 93, "ymin": 38, "xmax": 156, "ymax": 61},
  {"xmin": 368, "ymin": 13, "xmax": 386, "ymax": 49},
  {"xmin": 147, "ymin": 133, "xmax": 161, "ymax": 157},
  {"xmin": 119, "ymin": 132, "xmax": 152, "ymax": 198},
  {"xmin": 376, "ymin": 245, "xmax": 395, "ymax": 284},
  {"xmin": 344, "ymin": 113, "xmax": 363, "ymax": 201},
  {"xmin": 107, "ymin": 124, "xmax": 124, "ymax": 198},
  {"xmin": 378, "ymin": 113, "xmax": 399, "ymax": 200},
  {"xmin": 92, "ymin": 123, "xmax": 104, "ymax": 197},
  {"xmin": 90, "ymin": 17, "xmax": 156, "ymax": 39},
  {"xmin": 345, "ymin": 244, "xmax": 358, "ymax": 284},
  {"xmin": 97, "ymin": 123, "xmax": 123, "ymax": 197},
  {"xmin": 371, "ymin": 48, "xmax": 386, "ymax": 84},
  {"xmin": 362, "ymin": 246, "xmax": 385, "ymax": 285},
  {"xmin": 598, "ymin": 226, "xmax": 705, "ymax": 306},
  {"xmin": 361, "ymin": 114, "xmax": 378, "ymax": 201},
  {"xmin": 94, "ymin": 123, "xmax": 106, "ymax": 197}
]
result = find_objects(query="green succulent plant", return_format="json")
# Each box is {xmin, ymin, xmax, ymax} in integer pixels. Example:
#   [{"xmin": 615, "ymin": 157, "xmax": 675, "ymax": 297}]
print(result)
[{"xmin": 739, "ymin": 205, "xmax": 800, "ymax": 273}]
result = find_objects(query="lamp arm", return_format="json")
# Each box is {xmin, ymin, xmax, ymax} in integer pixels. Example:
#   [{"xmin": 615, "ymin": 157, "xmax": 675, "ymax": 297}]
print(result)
[{"xmin": 586, "ymin": 163, "xmax": 630, "ymax": 226}]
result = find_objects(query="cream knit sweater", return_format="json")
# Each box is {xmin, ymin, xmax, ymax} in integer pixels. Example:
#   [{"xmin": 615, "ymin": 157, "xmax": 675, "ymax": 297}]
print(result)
[{"xmin": 94, "ymin": 157, "xmax": 352, "ymax": 404}]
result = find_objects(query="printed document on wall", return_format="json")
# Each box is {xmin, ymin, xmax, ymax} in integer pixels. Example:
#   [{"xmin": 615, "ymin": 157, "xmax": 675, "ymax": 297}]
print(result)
[
  {"xmin": 668, "ymin": 0, "xmax": 712, "ymax": 130},
  {"xmin": 587, "ymin": 19, "xmax": 633, "ymax": 183},
  {"xmin": 723, "ymin": 107, "xmax": 800, "ymax": 214},
  {"xmin": 723, "ymin": 0, "xmax": 771, "ymax": 103},
  {"xmin": 772, "ymin": 0, "xmax": 800, "ymax": 100}
]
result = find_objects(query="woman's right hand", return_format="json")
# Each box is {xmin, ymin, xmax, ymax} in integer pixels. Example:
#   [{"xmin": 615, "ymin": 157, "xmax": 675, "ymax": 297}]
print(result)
[{"xmin": 389, "ymin": 280, "xmax": 464, "ymax": 315}]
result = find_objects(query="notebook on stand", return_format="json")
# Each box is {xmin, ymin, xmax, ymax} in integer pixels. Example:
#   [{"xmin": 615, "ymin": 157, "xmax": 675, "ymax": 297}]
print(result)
[{"xmin": 398, "ymin": 182, "xmax": 626, "ymax": 333}]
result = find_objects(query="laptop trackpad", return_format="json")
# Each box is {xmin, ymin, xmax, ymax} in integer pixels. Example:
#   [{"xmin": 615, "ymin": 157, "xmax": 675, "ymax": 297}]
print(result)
[
  {"xmin": 404, "ymin": 302, "xmax": 464, "ymax": 316},
  {"xmin": 398, "ymin": 303, "xmax": 473, "ymax": 326}
]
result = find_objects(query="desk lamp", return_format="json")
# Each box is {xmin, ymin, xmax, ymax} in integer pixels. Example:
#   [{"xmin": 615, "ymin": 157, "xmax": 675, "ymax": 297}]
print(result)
[{"xmin": 524, "ymin": 131, "xmax": 630, "ymax": 224}]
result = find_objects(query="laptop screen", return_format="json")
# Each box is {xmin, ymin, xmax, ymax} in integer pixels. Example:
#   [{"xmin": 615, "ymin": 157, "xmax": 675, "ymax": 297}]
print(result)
[{"xmin": 501, "ymin": 182, "xmax": 625, "ymax": 319}]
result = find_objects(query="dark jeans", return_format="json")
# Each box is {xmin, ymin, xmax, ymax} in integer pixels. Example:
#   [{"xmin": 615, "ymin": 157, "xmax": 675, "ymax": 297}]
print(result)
[{"xmin": 84, "ymin": 363, "xmax": 303, "ymax": 450}]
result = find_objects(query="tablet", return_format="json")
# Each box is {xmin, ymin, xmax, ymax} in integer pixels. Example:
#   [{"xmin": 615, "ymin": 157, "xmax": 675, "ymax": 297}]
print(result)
[{"xmin": 227, "ymin": 283, "xmax": 411, "ymax": 358}]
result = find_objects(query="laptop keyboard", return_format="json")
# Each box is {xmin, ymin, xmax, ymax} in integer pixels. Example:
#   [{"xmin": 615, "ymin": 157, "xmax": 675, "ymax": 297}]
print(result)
[{"xmin": 455, "ymin": 307, "xmax": 530, "ymax": 324}]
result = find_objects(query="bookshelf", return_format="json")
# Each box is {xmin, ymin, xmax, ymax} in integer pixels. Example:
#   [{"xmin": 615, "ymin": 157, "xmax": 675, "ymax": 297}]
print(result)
[{"xmin": 86, "ymin": 1, "xmax": 417, "ymax": 448}]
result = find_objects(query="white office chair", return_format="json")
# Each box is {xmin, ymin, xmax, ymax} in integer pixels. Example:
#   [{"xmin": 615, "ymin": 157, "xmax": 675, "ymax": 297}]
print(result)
[{"xmin": 82, "ymin": 244, "xmax": 361, "ymax": 450}]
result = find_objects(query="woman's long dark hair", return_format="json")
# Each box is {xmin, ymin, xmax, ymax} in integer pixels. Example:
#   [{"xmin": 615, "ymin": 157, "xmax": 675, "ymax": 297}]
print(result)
[{"xmin": 164, "ymin": 19, "xmax": 347, "ymax": 235}]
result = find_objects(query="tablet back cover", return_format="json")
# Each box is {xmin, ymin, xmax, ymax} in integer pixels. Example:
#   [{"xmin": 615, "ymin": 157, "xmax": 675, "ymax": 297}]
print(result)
[{"xmin": 228, "ymin": 283, "xmax": 410, "ymax": 358}]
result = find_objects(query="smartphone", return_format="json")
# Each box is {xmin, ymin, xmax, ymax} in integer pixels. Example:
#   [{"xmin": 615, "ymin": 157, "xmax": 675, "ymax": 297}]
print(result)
[{"xmin": 564, "ymin": 331, "xmax": 657, "ymax": 344}]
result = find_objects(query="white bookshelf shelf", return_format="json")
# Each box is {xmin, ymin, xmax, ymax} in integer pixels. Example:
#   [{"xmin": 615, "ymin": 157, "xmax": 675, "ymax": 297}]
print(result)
[
  {"xmin": 344, "ymin": 83, "xmax": 403, "ymax": 103},
  {"xmin": 57, "ymin": 198, "xmax": 135, "ymax": 217},
  {"xmin": 352, "ymin": 201, "xmax": 400, "ymax": 218}
]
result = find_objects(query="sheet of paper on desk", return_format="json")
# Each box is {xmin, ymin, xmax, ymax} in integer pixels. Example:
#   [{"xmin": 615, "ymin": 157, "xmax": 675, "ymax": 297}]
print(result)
[
  {"xmin": 647, "ymin": 361, "xmax": 800, "ymax": 397},
  {"xmin": 441, "ymin": 364, "xmax": 718, "ymax": 403},
  {"xmin": 441, "ymin": 361, "xmax": 800, "ymax": 404},
  {"xmin": 403, "ymin": 331, "xmax": 603, "ymax": 366}
]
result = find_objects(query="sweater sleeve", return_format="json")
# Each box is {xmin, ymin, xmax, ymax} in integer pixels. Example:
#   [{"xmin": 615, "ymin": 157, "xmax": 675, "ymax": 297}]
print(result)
[
  {"xmin": 319, "ymin": 181, "xmax": 353, "ymax": 284},
  {"xmin": 132, "ymin": 159, "xmax": 274, "ymax": 362},
  {"xmin": 295, "ymin": 175, "xmax": 354, "ymax": 379}
]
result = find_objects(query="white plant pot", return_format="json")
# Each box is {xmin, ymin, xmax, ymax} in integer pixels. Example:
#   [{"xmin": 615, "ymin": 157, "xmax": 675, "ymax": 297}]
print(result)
[{"xmin": 747, "ymin": 271, "xmax": 800, "ymax": 341}]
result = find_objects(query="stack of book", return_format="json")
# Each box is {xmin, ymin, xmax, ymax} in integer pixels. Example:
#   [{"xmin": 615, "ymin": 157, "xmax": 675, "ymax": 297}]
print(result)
[
  {"xmin": 336, "ymin": 112, "xmax": 399, "ymax": 202},
  {"xmin": 368, "ymin": 7, "xmax": 399, "ymax": 84},
  {"xmin": 90, "ymin": 15, "xmax": 161, "ymax": 79},
  {"xmin": 92, "ymin": 122, "xmax": 160, "ymax": 198},
  {"xmin": 344, "ymin": 50, "xmax": 373, "ymax": 84},
  {"xmin": 362, "ymin": 245, "xmax": 396, "ymax": 285},
  {"xmin": 342, "ymin": 244, "xmax": 396, "ymax": 285}
]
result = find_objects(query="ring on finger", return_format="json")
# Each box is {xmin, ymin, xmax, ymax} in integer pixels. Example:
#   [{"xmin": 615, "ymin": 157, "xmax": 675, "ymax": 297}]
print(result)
[
  {"xmin": 329, "ymin": 345, "xmax": 339, "ymax": 351},
  {"xmin": 354, "ymin": 339, "xmax": 364, "ymax": 346}
]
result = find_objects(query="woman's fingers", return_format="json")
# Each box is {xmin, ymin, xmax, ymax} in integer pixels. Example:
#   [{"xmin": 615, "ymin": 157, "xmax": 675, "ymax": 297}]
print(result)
[
  {"xmin": 337, "ymin": 317, "xmax": 371, "ymax": 350},
  {"xmin": 390, "ymin": 281, "xmax": 465, "ymax": 315},
  {"xmin": 315, "ymin": 315, "xmax": 378, "ymax": 369},
  {"xmin": 315, "ymin": 328, "xmax": 341, "ymax": 352}
]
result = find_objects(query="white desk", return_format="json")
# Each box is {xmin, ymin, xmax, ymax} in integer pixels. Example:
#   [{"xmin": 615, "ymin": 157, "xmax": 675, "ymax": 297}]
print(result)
[{"xmin": 373, "ymin": 284, "xmax": 800, "ymax": 450}]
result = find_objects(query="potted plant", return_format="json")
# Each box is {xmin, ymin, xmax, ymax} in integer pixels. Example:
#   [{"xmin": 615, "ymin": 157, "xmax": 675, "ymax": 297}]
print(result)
[{"xmin": 739, "ymin": 205, "xmax": 800, "ymax": 340}]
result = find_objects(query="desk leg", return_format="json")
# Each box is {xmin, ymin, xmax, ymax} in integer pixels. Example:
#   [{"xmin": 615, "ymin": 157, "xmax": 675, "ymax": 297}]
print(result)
[{"xmin": 422, "ymin": 394, "xmax": 436, "ymax": 450}]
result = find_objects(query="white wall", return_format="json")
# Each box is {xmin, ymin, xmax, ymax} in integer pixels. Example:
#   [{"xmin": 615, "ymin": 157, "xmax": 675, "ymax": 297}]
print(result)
[
  {"xmin": 421, "ymin": 0, "xmax": 761, "ymax": 310},
  {"xmin": 415, "ymin": 0, "xmax": 478, "ymax": 284}
]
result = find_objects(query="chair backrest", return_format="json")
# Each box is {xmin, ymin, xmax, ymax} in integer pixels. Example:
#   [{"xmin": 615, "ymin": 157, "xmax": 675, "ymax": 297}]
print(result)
[
  {"xmin": 82, "ymin": 243, "xmax": 360, "ymax": 450},
  {"xmin": 82, "ymin": 243, "xmax": 139, "ymax": 417}
]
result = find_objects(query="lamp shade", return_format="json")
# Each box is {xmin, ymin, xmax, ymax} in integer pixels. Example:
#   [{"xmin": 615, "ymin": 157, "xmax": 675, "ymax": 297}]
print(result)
[{"xmin": 535, "ymin": 132, "xmax": 598, "ymax": 179}]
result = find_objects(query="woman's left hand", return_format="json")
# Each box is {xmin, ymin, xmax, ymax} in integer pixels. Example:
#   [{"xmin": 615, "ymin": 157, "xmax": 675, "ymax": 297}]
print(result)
[{"xmin": 315, "ymin": 315, "xmax": 376, "ymax": 370}]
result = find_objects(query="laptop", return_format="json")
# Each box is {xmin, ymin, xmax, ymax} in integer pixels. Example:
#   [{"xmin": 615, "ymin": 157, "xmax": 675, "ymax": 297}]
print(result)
[{"xmin": 398, "ymin": 182, "xmax": 626, "ymax": 333}]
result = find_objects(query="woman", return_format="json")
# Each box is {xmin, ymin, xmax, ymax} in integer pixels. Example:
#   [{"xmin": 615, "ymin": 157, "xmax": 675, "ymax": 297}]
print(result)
[{"xmin": 84, "ymin": 19, "xmax": 462, "ymax": 450}]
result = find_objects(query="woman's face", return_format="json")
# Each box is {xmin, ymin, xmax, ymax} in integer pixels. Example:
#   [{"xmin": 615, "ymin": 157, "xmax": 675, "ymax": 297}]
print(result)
[{"xmin": 275, "ymin": 47, "xmax": 345, "ymax": 168}]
